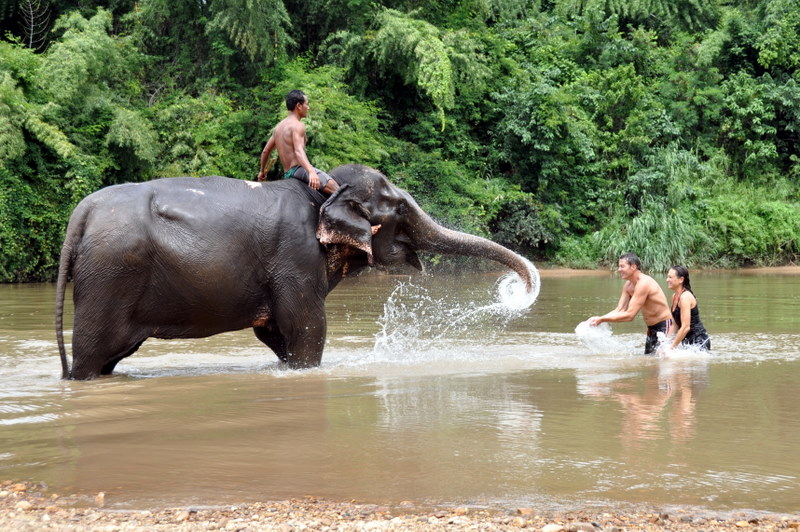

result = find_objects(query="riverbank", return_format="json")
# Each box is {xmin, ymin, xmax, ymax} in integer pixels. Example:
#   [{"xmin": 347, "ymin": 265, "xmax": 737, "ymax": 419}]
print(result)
[
  {"xmin": 534, "ymin": 265, "xmax": 800, "ymax": 277},
  {"xmin": 2, "ymin": 481, "xmax": 798, "ymax": 531}
]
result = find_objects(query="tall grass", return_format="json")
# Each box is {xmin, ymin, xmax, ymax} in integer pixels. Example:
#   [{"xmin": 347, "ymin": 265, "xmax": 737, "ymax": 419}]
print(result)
[{"xmin": 593, "ymin": 206, "xmax": 709, "ymax": 272}]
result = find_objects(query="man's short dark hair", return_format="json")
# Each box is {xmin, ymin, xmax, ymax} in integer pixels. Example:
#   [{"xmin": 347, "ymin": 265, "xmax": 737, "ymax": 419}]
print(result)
[
  {"xmin": 619, "ymin": 252, "xmax": 641, "ymax": 270},
  {"xmin": 286, "ymin": 90, "xmax": 306, "ymax": 111}
]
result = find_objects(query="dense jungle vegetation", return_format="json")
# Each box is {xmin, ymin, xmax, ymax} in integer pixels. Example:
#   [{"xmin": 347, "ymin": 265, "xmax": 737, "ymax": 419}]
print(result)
[{"xmin": 1, "ymin": 0, "xmax": 800, "ymax": 281}]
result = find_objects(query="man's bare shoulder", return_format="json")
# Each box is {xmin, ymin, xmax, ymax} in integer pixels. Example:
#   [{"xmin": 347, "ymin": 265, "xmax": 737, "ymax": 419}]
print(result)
[
  {"xmin": 279, "ymin": 114, "xmax": 304, "ymax": 130},
  {"xmin": 633, "ymin": 274, "xmax": 660, "ymax": 293},
  {"xmin": 274, "ymin": 116, "xmax": 292, "ymax": 134}
]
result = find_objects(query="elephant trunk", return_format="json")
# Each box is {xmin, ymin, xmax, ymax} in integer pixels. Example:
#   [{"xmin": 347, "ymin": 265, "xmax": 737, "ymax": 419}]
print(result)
[{"xmin": 404, "ymin": 195, "xmax": 535, "ymax": 292}]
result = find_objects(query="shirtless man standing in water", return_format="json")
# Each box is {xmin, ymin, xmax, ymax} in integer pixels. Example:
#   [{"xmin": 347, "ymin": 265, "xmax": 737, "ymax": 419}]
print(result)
[
  {"xmin": 256, "ymin": 89, "xmax": 339, "ymax": 195},
  {"xmin": 588, "ymin": 252, "xmax": 673, "ymax": 355}
]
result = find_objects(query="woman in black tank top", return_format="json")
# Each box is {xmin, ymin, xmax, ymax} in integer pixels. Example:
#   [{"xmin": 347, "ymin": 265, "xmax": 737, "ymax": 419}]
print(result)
[{"xmin": 665, "ymin": 266, "xmax": 711, "ymax": 351}]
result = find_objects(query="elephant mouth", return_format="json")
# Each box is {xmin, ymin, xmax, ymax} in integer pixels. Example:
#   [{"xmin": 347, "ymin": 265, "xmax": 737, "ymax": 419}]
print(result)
[{"xmin": 373, "ymin": 239, "xmax": 423, "ymax": 271}]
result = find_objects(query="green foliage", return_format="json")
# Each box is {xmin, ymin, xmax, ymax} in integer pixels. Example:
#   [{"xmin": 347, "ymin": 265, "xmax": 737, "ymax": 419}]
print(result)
[
  {"xmin": 323, "ymin": 8, "xmax": 462, "ymax": 130},
  {"xmin": 703, "ymin": 187, "xmax": 800, "ymax": 266},
  {"xmin": 0, "ymin": 9, "xmax": 157, "ymax": 280},
  {"xmin": 385, "ymin": 145, "xmax": 531, "ymax": 237},
  {"xmin": 552, "ymin": 0, "xmax": 721, "ymax": 33},
  {"xmin": 105, "ymin": 107, "xmax": 159, "ymax": 164},
  {"xmin": 719, "ymin": 71, "xmax": 779, "ymax": 178},
  {"xmin": 0, "ymin": 168, "xmax": 69, "ymax": 282},
  {"xmin": 206, "ymin": 0, "xmax": 293, "ymax": 63},
  {"xmin": 0, "ymin": 71, "xmax": 27, "ymax": 161},
  {"xmin": 4, "ymin": 0, "xmax": 800, "ymax": 282},
  {"xmin": 150, "ymin": 91, "xmax": 257, "ymax": 179},
  {"xmin": 488, "ymin": 196, "xmax": 565, "ymax": 255},
  {"xmin": 591, "ymin": 206, "xmax": 709, "ymax": 272},
  {"xmin": 491, "ymin": 63, "xmax": 610, "ymax": 232},
  {"xmin": 556, "ymin": 146, "xmax": 716, "ymax": 270},
  {"xmin": 370, "ymin": 9, "xmax": 455, "ymax": 130},
  {"xmin": 755, "ymin": 0, "xmax": 800, "ymax": 73}
]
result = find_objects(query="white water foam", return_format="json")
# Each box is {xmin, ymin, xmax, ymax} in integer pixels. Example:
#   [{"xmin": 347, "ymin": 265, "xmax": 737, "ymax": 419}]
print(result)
[
  {"xmin": 574, "ymin": 320, "xmax": 717, "ymax": 362},
  {"xmin": 574, "ymin": 320, "xmax": 636, "ymax": 355},
  {"xmin": 497, "ymin": 257, "xmax": 541, "ymax": 309}
]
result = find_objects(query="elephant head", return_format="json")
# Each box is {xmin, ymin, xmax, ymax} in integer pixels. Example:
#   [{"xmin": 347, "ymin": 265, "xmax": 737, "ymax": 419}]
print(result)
[{"xmin": 316, "ymin": 165, "xmax": 534, "ymax": 291}]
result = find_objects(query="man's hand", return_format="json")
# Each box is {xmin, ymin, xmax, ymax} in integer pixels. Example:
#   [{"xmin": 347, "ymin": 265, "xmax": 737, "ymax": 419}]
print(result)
[
  {"xmin": 588, "ymin": 316, "xmax": 602, "ymax": 326},
  {"xmin": 308, "ymin": 169, "xmax": 320, "ymax": 190},
  {"xmin": 371, "ymin": 224, "xmax": 382, "ymax": 235},
  {"xmin": 257, "ymin": 170, "xmax": 267, "ymax": 182}
]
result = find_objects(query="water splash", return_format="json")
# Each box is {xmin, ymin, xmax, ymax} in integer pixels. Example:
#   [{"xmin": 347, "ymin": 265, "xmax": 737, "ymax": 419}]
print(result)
[
  {"xmin": 574, "ymin": 320, "xmax": 636, "ymax": 355},
  {"xmin": 373, "ymin": 263, "xmax": 539, "ymax": 359},
  {"xmin": 498, "ymin": 256, "xmax": 541, "ymax": 310},
  {"xmin": 574, "ymin": 321, "xmax": 715, "ymax": 360}
]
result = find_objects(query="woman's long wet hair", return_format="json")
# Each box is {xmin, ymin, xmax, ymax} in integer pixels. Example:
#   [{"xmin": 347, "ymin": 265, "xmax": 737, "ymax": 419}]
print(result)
[{"xmin": 671, "ymin": 265, "xmax": 693, "ymax": 293}]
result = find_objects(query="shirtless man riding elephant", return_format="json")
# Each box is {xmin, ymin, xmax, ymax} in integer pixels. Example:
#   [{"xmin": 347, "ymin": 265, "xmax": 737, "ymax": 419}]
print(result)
[{"xmin": 257, "ymin": 89, "xmax": 339, "ymax": 195}]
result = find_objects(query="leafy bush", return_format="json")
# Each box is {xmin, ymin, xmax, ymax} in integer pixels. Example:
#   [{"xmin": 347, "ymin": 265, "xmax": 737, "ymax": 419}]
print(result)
[
  {"xmin": 704, "ymin": 193, "xmax": 800, "ymax": 266},
  {"xmin": 489, "ymin": 197, "xmax": 565, "ymax": 256},
  {"xmin": 149, "ymin": 91, "xmax": 260, "ymax": 180},
  {"xmin": 385, "ymin": 147, "xmax": 496, "ymax": 234},
  {"xmin": 0, "ymin": 170, "xmax": 69, "ymax": 282}
]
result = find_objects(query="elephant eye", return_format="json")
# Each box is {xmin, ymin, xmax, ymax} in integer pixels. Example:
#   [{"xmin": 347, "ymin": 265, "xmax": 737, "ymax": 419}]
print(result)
[{"xmin": 349, "ymin": 200, "xmax": 371, "ymax": 219}]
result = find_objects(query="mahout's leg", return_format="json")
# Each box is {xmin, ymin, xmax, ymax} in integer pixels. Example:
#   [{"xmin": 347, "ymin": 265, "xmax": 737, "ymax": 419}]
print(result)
[{"xmin": 322, "ymin": 178, "xmax": 339, "ymax": 195}]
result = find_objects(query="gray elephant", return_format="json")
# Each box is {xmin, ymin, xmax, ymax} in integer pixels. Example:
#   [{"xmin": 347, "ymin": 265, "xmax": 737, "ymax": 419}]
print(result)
[{"xmin": 56, "ymin": 164, "xmax": 534, "ymax": 379}]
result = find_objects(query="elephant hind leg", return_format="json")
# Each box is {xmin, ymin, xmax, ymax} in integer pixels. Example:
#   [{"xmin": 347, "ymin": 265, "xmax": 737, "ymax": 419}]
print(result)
[
  {"xmin": 100, "ymin": 340, "xmax": 145, "ymax": 375},
  {"xmin": 70, "ymin": 321, "xmax": 149, "ymax": 380}
]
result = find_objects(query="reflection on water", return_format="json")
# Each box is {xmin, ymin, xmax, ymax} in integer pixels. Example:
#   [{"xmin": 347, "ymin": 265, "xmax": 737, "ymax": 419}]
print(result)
[
  {"xmin": 579, "ymin": 359, "xmax": 708, "ymax": 448},
  {"xmin": 1, "ymin": 271, "xmax": 799, "ymax": 514}
]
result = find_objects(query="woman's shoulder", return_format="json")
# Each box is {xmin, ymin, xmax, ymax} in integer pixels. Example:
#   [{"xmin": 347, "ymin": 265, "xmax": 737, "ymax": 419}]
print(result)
[{"xmin": 680, "ymin": 290, "xmax": 698, "ymax": 307}]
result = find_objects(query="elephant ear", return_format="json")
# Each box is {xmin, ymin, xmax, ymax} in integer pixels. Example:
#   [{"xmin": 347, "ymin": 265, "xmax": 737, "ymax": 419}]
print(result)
[{"xmin": 316, "ymin": 184, "xmax": 374, "ymax": 263}]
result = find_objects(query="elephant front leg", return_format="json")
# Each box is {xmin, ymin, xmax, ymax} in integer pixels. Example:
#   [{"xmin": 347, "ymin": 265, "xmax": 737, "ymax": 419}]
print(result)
[
  {"xmin": 270, "ymin": 299, "xmax": 327, "ymax": 368},
  {"xmin": 253, "ymin": 324, "xmax": 289, "ymax": 362},
  {"xmin": 284, "ymin": 314, "xmax": 327, "ymax": 368},
  {"xmin": 269, "ymin": 274, "xmax": 329, "ymax": 368}
]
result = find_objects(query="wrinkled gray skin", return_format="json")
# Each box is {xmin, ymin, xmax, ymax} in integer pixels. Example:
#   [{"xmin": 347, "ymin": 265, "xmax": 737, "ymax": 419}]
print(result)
[{"xmin": 56, "ymin": 164, "xmax": 533, "ymax": 380}]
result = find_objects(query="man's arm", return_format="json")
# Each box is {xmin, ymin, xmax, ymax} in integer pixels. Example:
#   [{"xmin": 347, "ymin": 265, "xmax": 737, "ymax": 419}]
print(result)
[
  {"xmin": 257, "ymin": 135, "xmax": 276, "ymax": 182},
  {"xmin": 589, "ymin": 282, "xmax": 644, "ymax": 325},
  {"xmin": 291, "ymin": 123, "xmax": 319, "ymax": 189}
]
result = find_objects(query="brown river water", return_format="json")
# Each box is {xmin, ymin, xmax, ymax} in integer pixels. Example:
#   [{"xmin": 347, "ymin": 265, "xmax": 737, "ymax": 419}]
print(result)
[{"xmin": 0, "ymin": 268, "xmax": 799, "ymax": 514}]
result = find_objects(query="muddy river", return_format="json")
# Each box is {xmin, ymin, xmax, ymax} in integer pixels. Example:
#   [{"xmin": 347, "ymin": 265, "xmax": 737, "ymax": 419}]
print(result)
[{"xmin": 1, "ymin": 268, "xmax": 798, "ymax": 513}]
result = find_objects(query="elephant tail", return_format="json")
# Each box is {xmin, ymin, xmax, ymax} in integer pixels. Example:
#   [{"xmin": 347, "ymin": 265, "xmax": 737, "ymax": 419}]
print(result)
[
  {"xmin": 55, "ymin": 237, "xmax": 73, "ymax": 380},
  {"xmin": 56, "ymin": 205, "xmax": 87, "ymax": 380}
]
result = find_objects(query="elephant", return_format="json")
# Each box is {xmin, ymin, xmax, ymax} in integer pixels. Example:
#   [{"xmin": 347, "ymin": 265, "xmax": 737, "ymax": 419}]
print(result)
[{"xmin": 55, "ymin": 164, "xmax": 534, "ymax": 379}]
